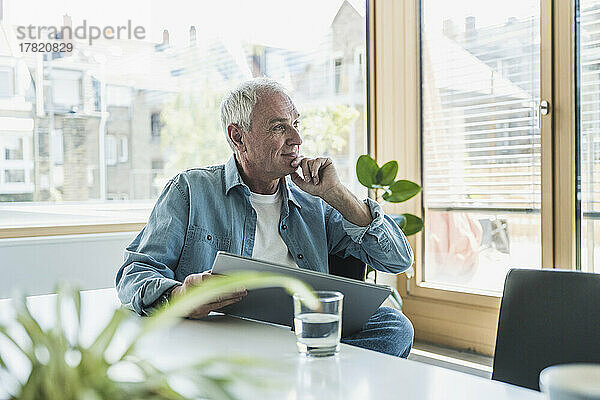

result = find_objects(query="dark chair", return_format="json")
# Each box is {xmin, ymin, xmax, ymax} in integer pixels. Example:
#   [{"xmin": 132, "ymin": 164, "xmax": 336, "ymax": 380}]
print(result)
[
  {"xmin": 328, "ymin": 254, "xmax": 366, "ymax": 281},
  {"xmin": 492, "ymin": 268, "xmax": 600, "ymax": 391}
]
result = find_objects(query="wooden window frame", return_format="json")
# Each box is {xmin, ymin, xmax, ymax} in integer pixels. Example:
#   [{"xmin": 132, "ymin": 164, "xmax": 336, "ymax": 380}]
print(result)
[
  {"xmin": 369, "ymin": 0, "xmax": 576, "ymax": 355},
  {"xmin": 0, "ymin": 223, "xmax": 145, "ymax": 239}
]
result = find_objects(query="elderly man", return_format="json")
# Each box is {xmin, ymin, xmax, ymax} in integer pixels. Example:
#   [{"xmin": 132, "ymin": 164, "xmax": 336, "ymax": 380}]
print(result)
[{"xmin": 115, "ymin": 78, "xmax": 415, "ymax": 358}]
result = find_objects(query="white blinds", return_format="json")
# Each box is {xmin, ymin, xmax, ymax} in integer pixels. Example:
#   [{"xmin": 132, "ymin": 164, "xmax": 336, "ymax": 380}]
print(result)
[
  {"xmin": 580, "ymin": 2, "xmax": 600, "ymax": 214},
  {"xmin": 421, "ymin": 17, "xmax": 541, "ymax": 210}
]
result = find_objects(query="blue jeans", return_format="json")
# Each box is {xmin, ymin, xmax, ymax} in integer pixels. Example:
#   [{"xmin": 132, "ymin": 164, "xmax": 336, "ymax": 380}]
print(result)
[{"xmin": 341, "ymin": 307, "xmax": 414, "ymax": 358}]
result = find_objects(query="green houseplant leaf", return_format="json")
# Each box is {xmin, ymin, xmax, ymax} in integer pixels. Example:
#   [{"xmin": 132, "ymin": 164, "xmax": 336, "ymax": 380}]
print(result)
[
  {"xmin": 382, "ymin": 180, "xmax": 421, "ymax": 203},
  {"xmin": 390, "ymin": 214, "xmax": 407, "ymax": 230},
  {"xmin": 356, "ymin": 155, "xmax": 379, "ymax": 188},
  {"xmin": 375, "ymin": 161, "xmax": 398, "ymax": 186},
  {"xmin": 354, "ymin": 155, "xmax": 424, "ymax": 308},
  {"xmin": 399, "ymin": 213, "xmax": 424, "ymax": 236}
]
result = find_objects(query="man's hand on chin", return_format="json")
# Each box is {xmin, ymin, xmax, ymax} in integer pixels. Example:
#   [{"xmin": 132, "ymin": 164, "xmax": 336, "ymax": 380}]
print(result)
[
  {"xmin": 290, "ymin": 156, "xmax": 341, "ymax": 199},
  {"xmin": 290, "ymin": 156, "xmax": 373, "ymax": 227}
]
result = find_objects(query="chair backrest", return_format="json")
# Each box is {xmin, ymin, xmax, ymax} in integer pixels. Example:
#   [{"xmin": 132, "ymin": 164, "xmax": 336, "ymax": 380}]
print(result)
[
  {"xmin": 328, "ymin": 254, "xmax": 366, "ymax": 281},
  {"xmin": 492, "ymin": 268, "xmax": 600, "ymax": 391}
]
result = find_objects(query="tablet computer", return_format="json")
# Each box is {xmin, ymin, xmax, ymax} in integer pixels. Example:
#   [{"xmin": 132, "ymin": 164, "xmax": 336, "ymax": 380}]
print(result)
[{"xmin": 211, "ymin": 251, "xmax": 391, "ymax": 336}]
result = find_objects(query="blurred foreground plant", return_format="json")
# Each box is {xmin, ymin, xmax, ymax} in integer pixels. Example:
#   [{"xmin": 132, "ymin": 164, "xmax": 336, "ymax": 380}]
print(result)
[{"xmin": 0, "ymin": 273, "xmax": 317, "ymax": 400}]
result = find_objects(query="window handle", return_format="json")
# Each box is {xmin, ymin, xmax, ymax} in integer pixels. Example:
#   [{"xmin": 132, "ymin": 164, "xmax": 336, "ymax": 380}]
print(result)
[
  {"xmin": 536, "ymin": 99, "xmax": 550, "ymax": 129},
  {"xmin": 540, "ymin": 100, "xmax": 550, "ymax": 116}
]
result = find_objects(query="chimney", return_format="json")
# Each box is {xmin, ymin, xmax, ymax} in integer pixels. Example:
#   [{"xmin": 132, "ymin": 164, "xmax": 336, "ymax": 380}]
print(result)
[
  {"xmin": 465, "ymin": 16, "xmax": 476, "ymax": 39},
  {"xmin": 61, "ymin": 14, "xmax": 73, "ymax": 42},
  {"xmin": 189, "ymin": 26, "xmax": 196, "ymax": 46},
  {"xmin": 0, "ymin": 0, "xmax": 4, "ymax": 23},
  {"xmin": 63, "ymin": 14, "xmax": 72, "ymax": 29},
  {"xmin": 162, "ymin": 29, "xmax": 170, "ymax": 46}
]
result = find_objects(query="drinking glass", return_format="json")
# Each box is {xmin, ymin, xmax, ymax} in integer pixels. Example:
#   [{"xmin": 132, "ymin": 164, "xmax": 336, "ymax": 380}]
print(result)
[{"xmin": 293, "ymin": 291, "xmax": 343, "ymax": 357}]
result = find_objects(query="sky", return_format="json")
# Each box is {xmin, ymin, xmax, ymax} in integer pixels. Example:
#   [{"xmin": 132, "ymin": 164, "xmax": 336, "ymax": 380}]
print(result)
[
  {"xmin": 4, "ymin": 0, "xmax": 366, "ymax": 50},
  {"xmin": 3, "ymin": 0, "xmax": 539, "ymax": 48}
]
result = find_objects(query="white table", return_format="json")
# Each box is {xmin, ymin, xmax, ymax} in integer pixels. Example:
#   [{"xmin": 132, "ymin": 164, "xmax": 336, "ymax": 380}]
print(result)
[{"xmin": 0, "ymin": 288, "xmax": 543, "ymax": 400}]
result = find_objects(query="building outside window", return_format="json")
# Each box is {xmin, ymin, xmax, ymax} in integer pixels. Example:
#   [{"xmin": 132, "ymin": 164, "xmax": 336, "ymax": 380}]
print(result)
[
  {"xmin": 1, "ymin": 0, "xmax": 367, "ymax": 230},
  {"xmin": 0, "ymin": 67, "xmax": 14, "ymax": 98}
]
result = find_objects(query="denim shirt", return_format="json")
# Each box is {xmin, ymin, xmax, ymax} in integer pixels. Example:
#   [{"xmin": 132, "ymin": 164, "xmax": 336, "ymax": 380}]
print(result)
[{"xmin": 115, "ymin": 155, "xmax": 414, "ymax": 315}]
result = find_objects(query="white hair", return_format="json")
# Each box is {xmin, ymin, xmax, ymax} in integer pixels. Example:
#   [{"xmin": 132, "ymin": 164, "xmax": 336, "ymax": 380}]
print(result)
[{"xmin": 220, "ymin": 78, "xmax": 289, "ymax": 150}]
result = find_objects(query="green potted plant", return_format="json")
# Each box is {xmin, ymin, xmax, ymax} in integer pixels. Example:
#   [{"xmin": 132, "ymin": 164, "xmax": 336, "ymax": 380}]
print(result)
[
  {"xmin": 356, "ymin": 155, "xmax": 423, "ymax": 307},
  {"xmin": 0, "ymin": 273, "xmax": 317, "ymax": 400},
  {"xmin": 356, "ymin": 155, "xmax": 423, "ymax": 236}
]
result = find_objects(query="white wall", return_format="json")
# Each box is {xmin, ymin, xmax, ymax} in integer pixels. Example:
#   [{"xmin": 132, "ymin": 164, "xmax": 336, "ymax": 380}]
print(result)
[{"xmin": 0, "ymin": 232, "xmax": 137, "ymax": 298}]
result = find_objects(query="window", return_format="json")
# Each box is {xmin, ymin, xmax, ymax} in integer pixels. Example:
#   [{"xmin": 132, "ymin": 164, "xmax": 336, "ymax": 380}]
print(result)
[
  {"xmin": 420, "ymin": 0, "xmax": 541, "ymax": 293},
  {"xmin": 92, "ymin": 78, "xmax": 101, "ymax": 112},
  {"xmin": 151, "ymin": 112, "xmax": 162, "ymax": 138},
  {"xmin": 354, "ymin": 48, "xmax": 365, "ymax": 91},
  {"xmin": 0, "ymin": 67, "xmax": 14, "ymax": 97},
  {"xmin": 2, "ymin": 1, "xmax": 367, "ymax": 229},
  {"xmin": 118, "ymin": 137, "xmax": 128, "ymax": 163},
  {"xmin": 4, "ymin": 137, "xmax": 23, "ymax": 161},
  {"xmin": 52, "ymin": 70, "xmax": 81, "ymax": 109},
  {"xmin": 577, "ymin": 0, "xmax": 600, "ymax": 273},
  {"xmin": 372, "ymin": 0, "xmax": 579, "ymax": 355},
  {"xmin": 105, "ymin": 136, "xmax": 117, "ymax": 166},
  {"xmin": 333, "ymin": 57, "xmax": 343, "ymax": 94},
  {"xmin": 4, "ymin": 170, "xmax": 25, "ymax": 183}
]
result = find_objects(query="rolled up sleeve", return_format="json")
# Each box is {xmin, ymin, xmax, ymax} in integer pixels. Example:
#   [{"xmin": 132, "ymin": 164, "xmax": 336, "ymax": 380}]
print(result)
[
  {"xmin": 115, "ymin": 176, "xmax": 189, "ymax": 315},
  {"xmin": 326, "ymin": 197, "xmax": 414, "ymax": 274}
]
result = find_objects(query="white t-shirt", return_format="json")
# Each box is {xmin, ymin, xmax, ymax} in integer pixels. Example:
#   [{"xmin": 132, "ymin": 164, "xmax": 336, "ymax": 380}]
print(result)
[{"xmin": 249, "ymin": 187, "xmax": 298, "ymax": 268}]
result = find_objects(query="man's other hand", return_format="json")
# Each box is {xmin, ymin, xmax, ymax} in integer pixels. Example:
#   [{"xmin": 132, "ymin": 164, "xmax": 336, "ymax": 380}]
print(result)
[
  {"xmin": 290, "ymin": 156, "xmax": 342, "ymax": 199},
  {"xmin": 170, "ymin": 270, "xmax": 247, "ymax": 319}
]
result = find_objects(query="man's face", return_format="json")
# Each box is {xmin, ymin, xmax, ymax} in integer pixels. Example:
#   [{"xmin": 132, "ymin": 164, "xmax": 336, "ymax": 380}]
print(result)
[{"xmin": 242, "ymin": 92, "xmax": 302, "ymax": 179}]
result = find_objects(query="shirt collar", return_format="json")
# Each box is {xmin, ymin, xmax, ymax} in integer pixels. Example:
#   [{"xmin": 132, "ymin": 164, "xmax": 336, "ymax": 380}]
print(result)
[
  {"xmin": 281, "ymin": 176, "xmax": 302, "ymax": 209},
  {"xmin": 224, "ymin": 154, "xmax": 248, "ymax": 195},
  {"xmin": 224, "ymin": 154, "xmax": 302, "ymax": 209}
]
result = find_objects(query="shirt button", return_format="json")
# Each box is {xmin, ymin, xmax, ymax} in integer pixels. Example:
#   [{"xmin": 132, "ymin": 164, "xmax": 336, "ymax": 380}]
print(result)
[
  {"xmin": 281, "ymin": 224, "xmax": 287, "ymax": 230},
  {"xmin": 297, "ymin": 254, "xmax": 303, "ymax": 260},
  {"xmin": 206, "ymin": 235, "xmax": 212, "ymax": 241}
]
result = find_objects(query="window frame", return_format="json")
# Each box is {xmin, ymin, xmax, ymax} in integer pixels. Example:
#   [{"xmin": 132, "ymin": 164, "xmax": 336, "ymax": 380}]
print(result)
[{"xmin": 369, "ymin": 0, "xmax": 577, "ymax": 355}]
